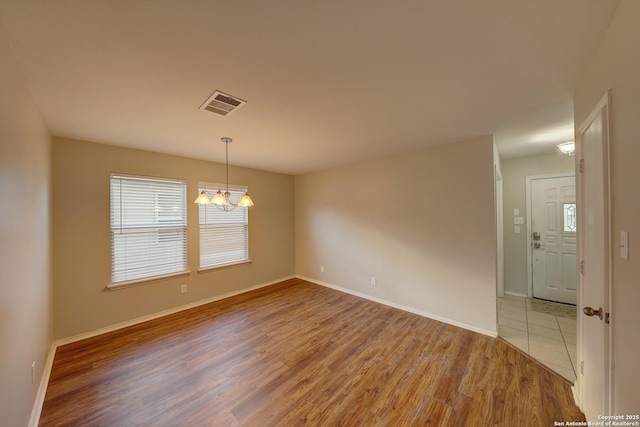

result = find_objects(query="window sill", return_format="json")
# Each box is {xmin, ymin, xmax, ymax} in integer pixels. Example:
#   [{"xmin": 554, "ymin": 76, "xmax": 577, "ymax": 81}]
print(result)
[
  {"xmin": 197, "ymin": 260, "xmax": 252, "ymax": 274},
  {"xmin": 108, "ymin": 270, "xmax": 191, "ymax": 291}
]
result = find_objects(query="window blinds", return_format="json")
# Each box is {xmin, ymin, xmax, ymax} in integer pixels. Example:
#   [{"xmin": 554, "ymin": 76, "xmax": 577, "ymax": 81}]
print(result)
[
  {"xmin": 110, "ymin": 175, "xmax": 187, "ymax": 284},
  {"xmin": 198, "ymin": 183, "xmax": 249, "ymax": 269}
]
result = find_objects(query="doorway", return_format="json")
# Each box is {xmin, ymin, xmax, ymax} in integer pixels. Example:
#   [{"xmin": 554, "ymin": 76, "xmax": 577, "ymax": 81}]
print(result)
[
  {"xmin": 497, "ymin": 156, "xmax": 578, "ymax": 382},
  {"xmin": 526, "ymin": 174, "xmax": 577, "ymax": 305}
]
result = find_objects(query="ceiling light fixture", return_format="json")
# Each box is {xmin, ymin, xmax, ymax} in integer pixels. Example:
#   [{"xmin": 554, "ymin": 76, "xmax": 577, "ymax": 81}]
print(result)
[
  {"xmin": 557, "ymin": 141, "xmax": 575, "ymax": 156},
  {"xmin": 194, "ymin": 137, "xmax": 254, "ymax": 211}
]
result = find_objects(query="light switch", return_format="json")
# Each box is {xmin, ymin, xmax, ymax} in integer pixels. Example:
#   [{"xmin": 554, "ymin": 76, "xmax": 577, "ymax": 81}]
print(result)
[
  {"xmin": 513, "ymin": 209, "xmax": 520, "ymax": 216},
  {"xmin": 514, "ymin": 226, "xmax": 521, "ymax": 234},
  {"xmin": 514, "ymin": 216, "xmax": 524, "ymax": 225},
  {"xmin": 621, "ymin": 231, "xmax": 629, "ymax": 260}
]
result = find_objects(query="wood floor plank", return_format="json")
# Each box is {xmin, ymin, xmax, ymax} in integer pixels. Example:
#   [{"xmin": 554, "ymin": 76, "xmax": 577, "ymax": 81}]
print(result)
[{"xmin": 39, "ymin": 278, "xmax": 585, "ymax": 426}]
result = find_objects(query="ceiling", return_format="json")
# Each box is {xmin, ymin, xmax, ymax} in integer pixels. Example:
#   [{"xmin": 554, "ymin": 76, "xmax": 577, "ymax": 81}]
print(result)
[{"xmin": 0, "ymin": 0, "xmax": 618, "ymax": 174}]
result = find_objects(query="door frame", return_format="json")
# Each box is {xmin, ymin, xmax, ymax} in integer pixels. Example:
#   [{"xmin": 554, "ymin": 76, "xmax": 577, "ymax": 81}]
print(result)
[
  {"xmin": 496, "ymin": 166, "xmax": 504, "ymax": 298},
  {"xmin": 575, "ymin": 91, "xmax": 614, "ymax": 412},
  {"xmin": 525, "ymin": 172, "xmax": 576, "ymax": 299}
]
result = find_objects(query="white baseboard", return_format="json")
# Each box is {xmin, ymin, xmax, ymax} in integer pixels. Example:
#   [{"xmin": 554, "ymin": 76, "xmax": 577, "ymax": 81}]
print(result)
[
  {"xmin": 297, "ymin": 275, "xmax": 497, "ymax": 338},
  {"xmin": 572, "ymin": 381, "xmax": 583, "ymax": 412},
  {"xmin": 29, "ymin": 342, "xmax": 56, "ymax": 427},
  {"xmin": 504, "ymin": 291, "xmax": 528, "ymax": 298},
  {"xmin": 28, "ymin": 274, "xmax": 295, "ymax": 425}
]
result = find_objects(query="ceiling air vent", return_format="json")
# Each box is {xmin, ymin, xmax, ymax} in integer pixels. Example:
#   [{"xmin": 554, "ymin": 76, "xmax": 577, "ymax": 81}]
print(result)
[{"xmin": 199, "ymin": 90, "xmax": 246, "ymax": 117}]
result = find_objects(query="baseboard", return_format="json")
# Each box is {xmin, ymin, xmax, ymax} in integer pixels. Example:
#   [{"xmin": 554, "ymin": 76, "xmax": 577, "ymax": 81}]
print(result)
[
  {"xmin": 28, "ymin": 342, "xmax": 56, "ymax": 427},
  {"xmin": 572, "ymin": 381, "xmax": 582, "ymax": 412},
  {"xmin": 504, "ymin": 291, "xmax": 528, "ymax": 298},
  {"xmin": 297, "ymin": 275, "xmax": 497, "ymax": 338}
]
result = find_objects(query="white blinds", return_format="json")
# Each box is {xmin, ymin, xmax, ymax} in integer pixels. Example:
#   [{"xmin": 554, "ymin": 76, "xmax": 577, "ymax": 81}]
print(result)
[
  {"xmin": 199, "ymin": 183, "xmax": 249, "ymax": 268},
  {"xmin": 110, "ymin": 175, "xmax": 187, "ymax": 284}
]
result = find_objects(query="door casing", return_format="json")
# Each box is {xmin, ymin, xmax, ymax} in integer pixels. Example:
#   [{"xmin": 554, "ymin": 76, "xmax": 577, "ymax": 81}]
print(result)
[{"xmin": 496, "ymin": 166, "xmax": 504, "ymax": 299}]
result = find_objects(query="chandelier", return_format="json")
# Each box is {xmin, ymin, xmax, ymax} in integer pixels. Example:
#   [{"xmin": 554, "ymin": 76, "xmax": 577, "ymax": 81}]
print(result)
[{"xmin": 194, "ymin": 137, "xmax": 254, "ymax": 211}]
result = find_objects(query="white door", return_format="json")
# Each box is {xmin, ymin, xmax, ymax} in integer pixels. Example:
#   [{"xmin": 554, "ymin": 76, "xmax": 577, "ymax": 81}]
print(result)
[
  {"xmin": 530, "ymin": 176, "xmax": 577, "ymax": 304},
  {"xmin": 577, "ymin": 93, "xmax": 611, "ymax": 420}
]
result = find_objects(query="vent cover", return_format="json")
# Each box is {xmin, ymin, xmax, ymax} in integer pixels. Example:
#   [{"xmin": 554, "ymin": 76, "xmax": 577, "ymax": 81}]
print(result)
[{"xmin": 199, "ymin": 90, "xmax": 246, "ymax": 117}]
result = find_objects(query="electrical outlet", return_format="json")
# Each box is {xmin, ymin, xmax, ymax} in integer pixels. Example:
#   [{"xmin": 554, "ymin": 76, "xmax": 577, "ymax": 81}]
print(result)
[
  {"xmin": 371, "ymin": 277, "xmax": 376, "ymax": 286},
  {"xmin": 181, "ymin": 284, "xmax": 187, "ymax": 294},
  {"xmin": 31, "ymin": 361, "xmax": 35, "ymax": 385},
  {"xmin": 320, "ymin": 265, "xmax": 324, "ymax": 273}
]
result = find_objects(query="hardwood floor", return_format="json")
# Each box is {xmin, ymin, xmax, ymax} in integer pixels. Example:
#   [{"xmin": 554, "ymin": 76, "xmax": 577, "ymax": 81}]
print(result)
[{"xmin": 40, "ymin": 278, "xmax": 585, "ymax": 426}]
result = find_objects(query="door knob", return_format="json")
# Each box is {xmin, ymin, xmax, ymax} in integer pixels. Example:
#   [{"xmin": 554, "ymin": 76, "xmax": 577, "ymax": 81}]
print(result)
[{"xmin": 583, "ymin": 306, "xmax": 603, "ymax": 320}]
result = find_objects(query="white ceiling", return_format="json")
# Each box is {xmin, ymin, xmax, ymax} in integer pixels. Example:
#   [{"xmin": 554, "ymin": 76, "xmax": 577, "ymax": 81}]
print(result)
[{"xmin": 0, "ymin": 0, "xmax": 618, "ymax": 174}]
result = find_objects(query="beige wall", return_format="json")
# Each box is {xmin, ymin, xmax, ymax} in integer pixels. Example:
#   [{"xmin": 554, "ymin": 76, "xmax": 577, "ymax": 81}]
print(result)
[
  {"xmin": 501, "ymin": 152, "xmax": 575, "ymax": 296},
  {"xmin": 574, "ymin": 0, "xmax": 640, "ymax": 413},
  {"xmin": 52, "ymin": 137, "xmax": 295, "ymax": 339},
  {"xmin": 0, "ymin": 26, "xmax": 53, "ymax": 426},
  {"xmin": 295, "ymin": 136, "xmax": 498, "ymax": 335}
]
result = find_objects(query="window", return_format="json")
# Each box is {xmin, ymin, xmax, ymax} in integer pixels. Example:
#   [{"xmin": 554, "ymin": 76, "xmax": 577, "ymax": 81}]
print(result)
[
  {"xmin": 198, "ymin": 183, "xmax": 249, "ymax": 269},
  {"xmin": 563, "ymin": 203, "xmax": 577, "ymax": 232},
  {"xmin": 110, "ymin": 175, "xmax": 187, "ymax": 286}
]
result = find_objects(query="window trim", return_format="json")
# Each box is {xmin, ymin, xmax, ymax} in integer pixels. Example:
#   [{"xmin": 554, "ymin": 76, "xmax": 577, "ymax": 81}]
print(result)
[
  {"xmin": 197, "ymin": 259, "xmax": 252, "ymax": 274},
  {"xmin": 107, "ymin": 270, "xmax": 191, "ymax": 291}
]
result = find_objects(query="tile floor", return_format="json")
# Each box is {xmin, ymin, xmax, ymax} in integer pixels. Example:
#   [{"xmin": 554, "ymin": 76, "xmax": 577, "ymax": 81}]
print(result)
[{"xmin": 498, "ymin": 294, "xmax": 577, "ymax": 382}]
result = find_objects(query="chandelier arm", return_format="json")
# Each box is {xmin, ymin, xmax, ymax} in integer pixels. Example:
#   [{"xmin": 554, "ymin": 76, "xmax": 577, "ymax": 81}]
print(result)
[{"xmin": 214, "ymin": 202, "xmax": 238, "ymax": 212}]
